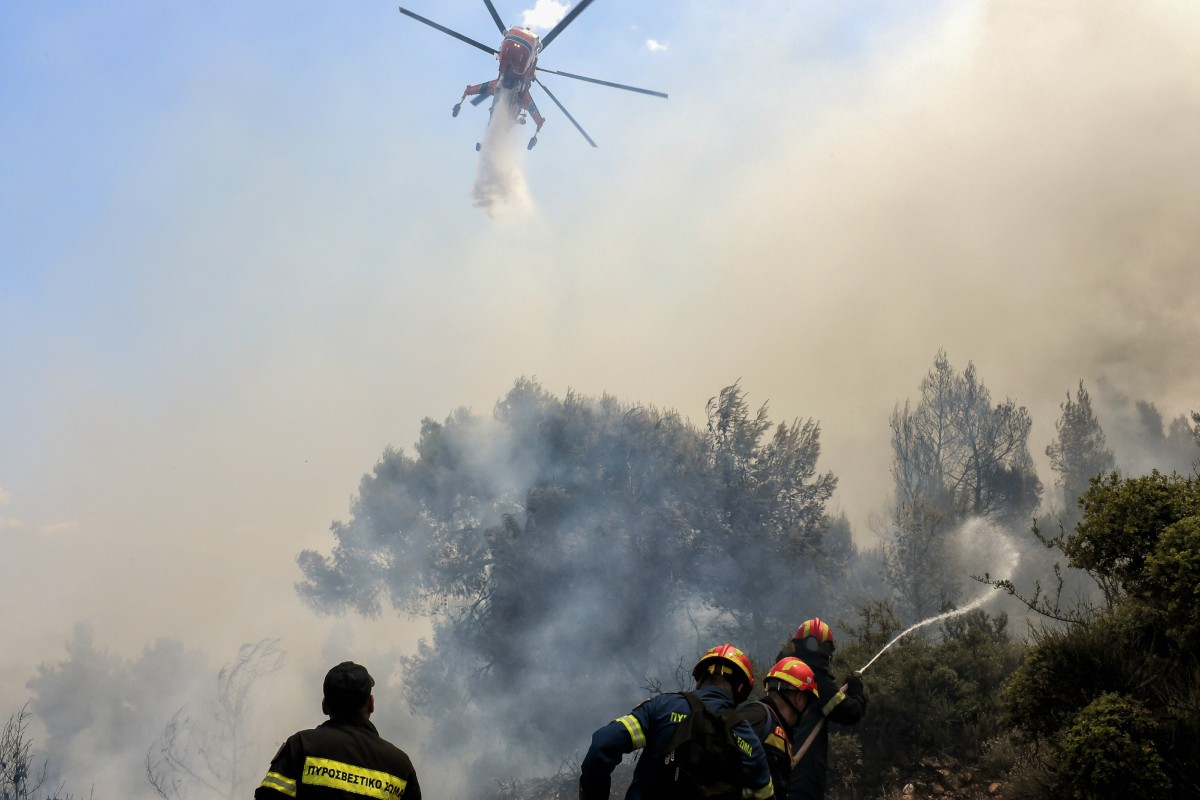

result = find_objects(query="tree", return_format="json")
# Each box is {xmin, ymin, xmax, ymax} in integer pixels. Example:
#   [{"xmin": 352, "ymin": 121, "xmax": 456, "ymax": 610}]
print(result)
[
  {"xmin": 146, "ymin": 639, "xmax": 283, "ymax": 800},
  {"xmin": 1066, "ymin": 471, "xmax": 1200, "ymax": 603},
  {"xmin": 1001, "ymin": 472, "xmax": 1200, "ymax": 799},
  {"xmin": 1046, "ymin": 382, "xmax": 1115, "ymax": 530},
  {"xmin": 699, "ymin": 384, "xmax": 838, "ymax": 653},
  {"xmin": 884, "ymin": 352, "xmax": 1041, "ymax": 618},
  {"xmin": 0, "ymin": 705, "xmax": 75, "ymax": 800},
  {"xmin": 29, "ymin": 625, "xmax": 208, "ymax": 799},
  {"xmin": 295, "ymin": 380, "xmax": 837, "ymax": 780}
]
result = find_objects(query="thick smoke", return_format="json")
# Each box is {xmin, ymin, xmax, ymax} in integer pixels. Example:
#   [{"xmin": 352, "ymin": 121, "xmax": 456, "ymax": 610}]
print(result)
[
  {"xmin": 295, "ymin": 381, "xmax": 849, "ymax": 795},
  {"xmin": 471, "ymin": 88, "xmax": 536, "ymax": 219},
  {"xmin": 6, "ymin": 0, "xmax": 1200, "ymax": 797},
  {"xmin": 1091, "ymin": 380, "xmax": 1200, "ymax": 479}
]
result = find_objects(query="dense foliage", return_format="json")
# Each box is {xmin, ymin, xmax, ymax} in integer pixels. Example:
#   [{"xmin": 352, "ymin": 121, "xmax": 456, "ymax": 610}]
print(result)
[
  {"xmin": 1003, "ymin": 472, "xmax": 1200, "ymax": 799},
  {"xmin": 1056, "ymin": 692, "xmax": 1170, "ymax": 800},
  {"xmin": 830, "ymin": 603, "xmax": 1025, "ymax": 794},
  {"xmin": 296, "ymin": 379, "xmax": 842, "ymax": 775}
]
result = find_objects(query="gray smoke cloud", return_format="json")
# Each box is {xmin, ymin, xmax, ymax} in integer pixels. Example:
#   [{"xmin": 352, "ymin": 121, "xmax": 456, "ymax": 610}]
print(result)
[{"xmin": 1091, "ymin": 379, "xmax": 1199, "ymax": 479}]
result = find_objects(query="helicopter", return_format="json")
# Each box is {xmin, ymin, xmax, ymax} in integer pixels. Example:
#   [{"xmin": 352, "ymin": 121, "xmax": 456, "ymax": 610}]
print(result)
[{"xmin": 397, "ymin": 1, "xmax": 667, "ymax": 151}]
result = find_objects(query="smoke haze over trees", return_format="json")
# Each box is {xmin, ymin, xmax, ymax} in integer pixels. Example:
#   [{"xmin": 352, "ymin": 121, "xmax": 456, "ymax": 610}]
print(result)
[
  {"xmin": 3, "ymin": 365, "xmax": 1196, "ymax": 798},
  {"xmin": 883, "ymin": 352, "xmax": 1041, "ymax": 619},
  {"xmin": 1045, "ymin": 382, "xmax": 1115, "ymax": 531},
  {"xmin": 296, "ymin": 379, "xmax": 844, "ymax": 778},
  {"xmin": 147, "ymin": 638, "xmax": 283, "ymax": 800},
  {"xmin": 4, "ymin": 0, "xmax": 1200, "ymax": 797}
]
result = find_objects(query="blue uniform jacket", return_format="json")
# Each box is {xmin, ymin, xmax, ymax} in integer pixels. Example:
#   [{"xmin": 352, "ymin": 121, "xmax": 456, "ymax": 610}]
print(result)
[{"xmin": 580, "ymin": 685, "xmax": 775, "ymax": 800}]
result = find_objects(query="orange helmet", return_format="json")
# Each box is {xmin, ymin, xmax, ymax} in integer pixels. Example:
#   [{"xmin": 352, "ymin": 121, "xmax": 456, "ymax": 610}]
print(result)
[
  {"xmin": 692, "ymin": 644, "xmax": 754, "ymax": 702},
  {"xmin": 765, "ymin": 657, "xmax": 819, "ymax": 698},
  {"xmin": 794, "ymin": 618, "xmax": 834, "ymax": 646}
]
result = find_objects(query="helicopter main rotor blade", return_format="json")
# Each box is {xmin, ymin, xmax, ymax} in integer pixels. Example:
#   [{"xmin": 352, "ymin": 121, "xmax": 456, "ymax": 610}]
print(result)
[
  {"xmin": 534, "ymin": 77, "xmax": 597, "ymax": 147},
  {"xmin": 398, "ymin": 7, "xmax": 497, "ymax": 55},
  {"xmin": 540, "ymin": 0, "xmax": 596, "ymax": 50},
  {"xmin": 482, "ymin": 0, "xmax": 506, "ymax": 34},
  {"xmin": 536, "ymin": 67, "xmax": 667, "ymax": 98}
]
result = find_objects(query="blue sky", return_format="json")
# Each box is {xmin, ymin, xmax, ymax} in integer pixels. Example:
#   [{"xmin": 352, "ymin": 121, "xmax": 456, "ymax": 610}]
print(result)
[{"xmin": 2, "ymin": 2, "xmax": 1199, "ymax": 783}]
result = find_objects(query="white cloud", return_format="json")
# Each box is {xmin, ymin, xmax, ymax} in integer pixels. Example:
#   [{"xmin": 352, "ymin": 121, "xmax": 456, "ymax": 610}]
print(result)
[
  {"xmin": 0, "ymin": 517, "xmax": 25, "ymax": 530},
  {"xmin": 521, "ymin": 0, "xmax": 568, "ymax": 31},
  {"xmin": 0, "ymin": 487, "xmax": 10, "ymax": 505},
  {"xmin": 41, "ymin": 521, "xmax": 79, "ymax": 536},
  {"xmin": 645, "ymin": 39, "xmax": 668, "ymax": 53}
]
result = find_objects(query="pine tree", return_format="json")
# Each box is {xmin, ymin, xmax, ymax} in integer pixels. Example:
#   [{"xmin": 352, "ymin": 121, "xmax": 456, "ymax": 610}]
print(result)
[{"xmin": 1046, "ymin": 382, "xmax": 1115, "ymax": 530}]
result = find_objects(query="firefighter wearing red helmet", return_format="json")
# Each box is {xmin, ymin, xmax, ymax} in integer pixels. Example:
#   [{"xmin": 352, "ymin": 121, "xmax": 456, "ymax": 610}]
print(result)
[
  {"xmin": 580, "ymin": 644, "xmax": 775, "ymax": 800},
  {"xmin": 777, "ymin": 619, "xmax": 867, "ymax": 800},
  {"xmin": 736, "ymin": 658, "xmax": 819, "ymax": 798}
]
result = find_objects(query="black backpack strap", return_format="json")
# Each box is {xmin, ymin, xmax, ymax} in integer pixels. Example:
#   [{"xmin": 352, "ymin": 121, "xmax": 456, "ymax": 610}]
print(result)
[{"xmin": 666, "ymin": 692, "xmax": 706, "ymax": 753}]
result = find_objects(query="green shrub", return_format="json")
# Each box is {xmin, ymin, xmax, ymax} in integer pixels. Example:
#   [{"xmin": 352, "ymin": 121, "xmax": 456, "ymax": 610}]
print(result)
[
  {"xmin": 1140, "ymin": 515, "xmax": 1200, "ymax": 651},
  {"xmin": 1002, "ymin": 613, "xmax": 1139, "ymax": 739},
  {"xmin": 1055, "ymin": 693, "xmax": 1170, "ymax": 800},
  {"xmin": 835, "ymin": 604, "xmax": 1024, "ymax": 792}
]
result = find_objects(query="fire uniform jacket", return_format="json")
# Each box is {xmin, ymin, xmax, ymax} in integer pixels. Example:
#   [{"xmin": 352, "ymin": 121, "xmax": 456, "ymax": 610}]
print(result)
[
  {"xmin": 255, "ymin": 716, "xmax": 421, "ymax": 800},
  {"xmin": 579, "ymin": 685, "xmax": 775, "ymax": 800},
  {"xmin": 736, "ymin": 699, "xmax": 794, "ymax": 798},
  {"xmin": 783, "ymin": 651, "xmax": 866, "ymax": 800}
]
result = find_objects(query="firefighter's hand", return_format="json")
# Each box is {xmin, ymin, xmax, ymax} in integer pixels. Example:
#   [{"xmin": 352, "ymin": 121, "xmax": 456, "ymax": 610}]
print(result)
[{"xmin": 844, "ymin": 672, "xmax": 864, "ymax": 697}]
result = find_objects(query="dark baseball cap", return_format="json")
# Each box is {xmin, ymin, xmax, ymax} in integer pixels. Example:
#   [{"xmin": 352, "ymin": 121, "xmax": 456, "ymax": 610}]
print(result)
[{"xmin": 323, "ymin": 662, "xmax": 375, "ymax": 708}]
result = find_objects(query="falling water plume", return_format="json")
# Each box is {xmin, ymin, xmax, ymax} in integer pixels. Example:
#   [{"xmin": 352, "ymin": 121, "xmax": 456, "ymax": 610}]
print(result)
[{"xmin": 471, "ymin": 87, "xmax": 535, "ymax": 219}]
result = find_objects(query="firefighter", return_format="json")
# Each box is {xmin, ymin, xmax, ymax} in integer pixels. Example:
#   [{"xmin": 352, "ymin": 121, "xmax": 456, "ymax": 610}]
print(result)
[
  {"xmin": 737, "ymin": 658, "xmax": 820, "ymax": 797},
  {"xmin": 255, "ymin": 662, "xmax": 421, "ymax": 800},
  {"xmin": 777, "ymin": 619, "xmax": 867, "ymax": 800},
  {"xmin": 579, "ymin": 644, "xmax": 775, "ymax": 800}
]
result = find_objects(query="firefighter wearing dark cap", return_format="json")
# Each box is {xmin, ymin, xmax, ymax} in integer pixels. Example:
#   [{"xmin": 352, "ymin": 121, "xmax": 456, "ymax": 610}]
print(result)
[
  {"xmin": 776, "ymin": 619, "xmax": 866, "ymax": 800},
  {"xmin": 579, "ymin": 643, "xmax": 775, "ymax": 800},
  {"xmin": 255, "ymin": 662, "xmax": 421, "ymax": 800}
]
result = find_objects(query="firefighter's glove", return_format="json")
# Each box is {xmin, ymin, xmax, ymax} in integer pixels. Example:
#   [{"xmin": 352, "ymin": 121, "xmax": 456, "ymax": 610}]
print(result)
[{"xmin": 844, "ymin": 672, "xmax": 865, "ymax": 697}]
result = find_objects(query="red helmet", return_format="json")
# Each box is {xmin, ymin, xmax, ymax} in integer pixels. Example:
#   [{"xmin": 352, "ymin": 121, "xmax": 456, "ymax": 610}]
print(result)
[
  {"xmin": 794, "ymin": 618, "xmax": 834, "ymax": 646},
  {"xmin": 692, "ymin": 644, "xmax": 754, "ymax": 702},
  {"xmin": 765, "ymin": 657, "xmax": 819, "ymax": 698}
]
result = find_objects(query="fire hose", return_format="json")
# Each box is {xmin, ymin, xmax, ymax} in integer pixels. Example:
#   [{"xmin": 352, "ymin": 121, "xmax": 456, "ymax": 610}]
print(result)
[
  {"xmin": 789, "ymin": 680, "xmax": 851, "ymax": 767},
  {"xmin": 789, "ymin": 602, "xmax": 984, "ymax": 767}
]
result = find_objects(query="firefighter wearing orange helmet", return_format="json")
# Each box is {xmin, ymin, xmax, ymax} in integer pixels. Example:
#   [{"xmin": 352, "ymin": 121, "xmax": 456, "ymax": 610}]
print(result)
[
  {"xmin": 580, "ymin": 644, "xmax": 775, "ymax": 800},
  {"xmin": 736, "ymin": 658, "xmax": 820, "ymax": 797}
]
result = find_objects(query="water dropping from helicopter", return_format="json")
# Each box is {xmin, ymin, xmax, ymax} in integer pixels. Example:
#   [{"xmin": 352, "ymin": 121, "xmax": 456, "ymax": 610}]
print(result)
[
  {"xmin": 397, "ymin": 1, "xmax": 667, "ymax": 210},
  {"xmin": 471, "ymin": 87, "xmax": 535, "ymax": 218}
]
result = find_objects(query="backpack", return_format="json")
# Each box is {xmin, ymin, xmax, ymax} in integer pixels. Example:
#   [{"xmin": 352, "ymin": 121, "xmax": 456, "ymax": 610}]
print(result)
[{"xmin": 654, "ymin": 692, "xmax": 746, "ymax": 800}]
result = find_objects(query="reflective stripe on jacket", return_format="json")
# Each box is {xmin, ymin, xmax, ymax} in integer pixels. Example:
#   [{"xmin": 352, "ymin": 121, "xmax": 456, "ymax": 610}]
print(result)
[
  {"xmin": 580, "ymin": 685, "xmax": 774, "ymax": 800},
  {"xmin": 255, "ymin": 716, "xmax": 421, "ymax": 800}
]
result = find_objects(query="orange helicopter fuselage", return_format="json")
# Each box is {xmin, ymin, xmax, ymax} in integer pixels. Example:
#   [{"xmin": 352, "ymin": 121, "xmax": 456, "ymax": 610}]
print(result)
[{"xmin": 496, "ymin": 27, "xmax": 541, "ymax": 91}]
